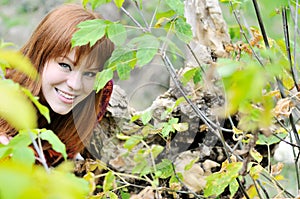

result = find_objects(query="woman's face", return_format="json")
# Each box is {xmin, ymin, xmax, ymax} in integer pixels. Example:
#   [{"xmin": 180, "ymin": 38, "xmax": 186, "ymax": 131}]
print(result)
[{"xmin": 41, "ymin": 50, "xmax": 100, "ymax": 115}]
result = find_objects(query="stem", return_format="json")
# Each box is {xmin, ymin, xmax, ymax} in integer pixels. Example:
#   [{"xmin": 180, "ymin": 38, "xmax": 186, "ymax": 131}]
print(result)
[
  {"xmin": 282, "ymin": 7, "xmax": 299, "ymax": 91},
  {"xmin": 252, "ymin": 0, "xmax": 269, "ymax": 48},
  {"xmin": 121, "ymin": 6, "xmax": 148, "ymax": 33},
  {"xmin": 132, "ymin": 0, "xmax": 150, "ymax": 32},
  {"xmin": 260, "ymin": 172, "xmax": 295, "ymax": 198},
  {"xmin": 257, "ymin": 179, "xmax": 270, "ymax": 199},
  {"xmin": 29, "ymin": 132, "xmax": 49, "ymax": 172},
  {"xmin": 229, "ymin": 1, "xmax": 264, "ymax": 66},
  {"xmin": 186, "ymin": 44, "xmax": 206, "ymax": 74},
  {"xmin": 292, "ymin": 0, "xmax": 299, "ymax": 81}
]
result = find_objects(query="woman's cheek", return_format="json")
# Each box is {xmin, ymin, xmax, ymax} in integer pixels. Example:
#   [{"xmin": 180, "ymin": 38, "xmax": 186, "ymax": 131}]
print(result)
[{"xmin": 83, "ymin": 79, "xmax": 96, "ymax": 94}]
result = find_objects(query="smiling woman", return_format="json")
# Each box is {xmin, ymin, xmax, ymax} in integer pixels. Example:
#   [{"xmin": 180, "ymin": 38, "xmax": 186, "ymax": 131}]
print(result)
[{"xmin": 0, "ymin": 4, "xmax": 114, "ymax": 166}]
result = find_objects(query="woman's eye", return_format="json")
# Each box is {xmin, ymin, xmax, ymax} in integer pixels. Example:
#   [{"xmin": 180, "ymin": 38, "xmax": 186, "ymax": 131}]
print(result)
[
  {"xmin": 58, "ymin": 63, "xmax": 71, "ymax": 71},
  {"xmin": 84, "ymin": 72, "xmax": 97, "ymax": 78}
]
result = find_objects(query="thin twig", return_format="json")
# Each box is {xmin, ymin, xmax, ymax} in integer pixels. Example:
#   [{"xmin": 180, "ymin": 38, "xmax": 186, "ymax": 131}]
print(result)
[
  {"xmin": 252, "ymin": 0, "xmax": 269, "ymax": 48},
  {"xmin": 292, "ymin": 0, "xmax": 299, "ymax": 83},
  {"xmin": 121, "ymin": 6, "xmax": 148, "ymax": 33},
  {"xmin": 149, "ymin": 0, "xmax": 161, "ymax": 29},
  {"xmin": 256, "ymin": 179, "xmax": 270, "ymax": 199},
  {"xmin": 282, "ymin": 7, "xmax": 299, "ymax": 91},
  {"xmin": 261, "ymin": 172, "xmax": 295, "ymax": 198},
  {"xmin": 29, "ymin": 132, "xmax": 49, "ymax": 172},
  {"xmin": 229, "ymin": 1, "xmax": 264, "ymax": 66},
  {"xmin": 132, "ymin": 0, "xmax": 150, "ymax": 32}
]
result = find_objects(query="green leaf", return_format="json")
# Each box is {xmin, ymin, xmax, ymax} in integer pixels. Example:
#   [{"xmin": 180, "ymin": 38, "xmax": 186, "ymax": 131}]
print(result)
[
  {"xmin": 165, "ymin": 0, "xmax": 185, "ymax": 16},
  {"xmin": 184, "ymin": 157, "xmax": 199, "ymax": 171},
  {"xmin": 141, "ymin": 110, "xmax": 152, "ymax": 125},
  {"xmin": 155, "ymin": 159, "xmax": 173, "ymax": 179},
  {"xmin": 229, "ymin": 179, "xmax": 239, "ymax": 198},
  {"xmin": 107, "ymin": 23, "xmax": 127, "ymax": 46},
  {"xmin": 72, "ymin": 19, "xmax": 107, "ymax": 47},
  {"xmin": 120, "ymin": 190, "xmax": 131, "ymax": 199},
  {"xmin": 124, "ymin": 135, "xmax": 143, "ymax": 151},
  {"xmin": 108, "ymin": 191, "xmax": 118, "ymax": 199},
  {"xmin": 181, "ymin": 68, "xmax": 198, "ymax": 85},
  {"xmin": 0, "ymin": 147, "xmax": 13, "ymax": 160},
  {"xmin": 0, "ymin": 50, "xmax": 37, "ymax": 79},
  {"xmin": 94, "ymin": 68, "xmax": 114, "ymax": 93},
  {"xmin": 0, "ymin": 160, "xmax": 89, "ymax": 199},
  {"xmin": 22, "ymin": 88, "xmax": 50, "ymax": 123},
  {"xmin": 155, "ymin": 10, "xmax": 176, "ymax": 20},
  {"xmin": 116, "ymin": 63, "xmax": 131, "ymax": 80},
  {"xmin": 11, "ymin": 146, "xmax": 35, "ymax": 166},
  {"xmin": 103, "ymin": 171, "xmax": 115, "ymax": 192},
  {"xmin": 256, "ymin": 133, "xmax": 287, "ymax": 145},
  {"xmin": 87, "ymin": 0, "xmax": 112, "ymax": 10},
  {"xmin": 114, "ymin": 0, "xmax": 125, "ymax": 8},
  {"xmin": 39, "ymin": 130, "xmax": 67, "ymax": 159},
  {"xmin": 134, "ymin": 34, "xmax": 160, "ymax": 67},
  {"xmin": 204, "ymin": 162, "xmax": 243, "ymax": 197},
  {"xmin": 193, "ymin": 68, "xmax": 202, "ymax": 84},
  {"xmin": 132, "ymin": 160, "xmax": 148, "ymax": 175},
  {"xmin": 174, "ymin": 17, "xmax": 193, "ymax": 43},
  {"xmin": 250, "ymin": 148, "xmax": 263, "ymax": 163},
  {"xmin": 8, "ymin": 131, "xmax": 35, "ymax": 148},
  {"xmin": 108, "ymin": 47, "xmax": 137, "ymax": 70},
  {"xmin": 151, "ymin": 145, "xmax": 164, "ymax": 159},
  {"xmin": 161, "ymin": 118, "xmax": 178, "ymax": 137},
  {"xmin": 0, "ymin": 39, "xmax": 15, "ymax": 49},
  {"xmin": 0, "ymin": 80, "xmax": 37, "ymax": 130},
  {"xmin": 173, "ymin": 122, "xmax": 188, "ymax": 132}
]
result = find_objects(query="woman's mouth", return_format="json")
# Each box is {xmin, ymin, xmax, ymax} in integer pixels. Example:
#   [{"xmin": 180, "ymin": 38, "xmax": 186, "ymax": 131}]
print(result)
[{"xmin": 55, "ymin": 88, "xmax": 76, "ymax": 103}]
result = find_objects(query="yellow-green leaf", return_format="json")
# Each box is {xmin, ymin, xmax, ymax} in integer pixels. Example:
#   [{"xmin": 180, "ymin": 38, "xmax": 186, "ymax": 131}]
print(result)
[
  {"xmin": 0, "ymin": 80, "xmax": 37, "ymax": 130},
  {"xmin": 22, "ymin": 88, "xmax": 50, "ymax": 123},
  {"xmin": 173, "ymin": 122, "xmax": 189, "ymax": 132},
  {"xmin": 72, "ymin": 19, "xmax": 107, "ymax": 47},
  {"xmin": 113, "ymin": 0, "xmax": 125, "ymax": 8},
  {"xmin": 39, "ymin": 130, "xmax": 67, "ymax": 160},
  {"xmin": 0, "ymin": 50, "xmax": 37, "ymax": 79},
  {"xmin": 107, "ymin": 23, "xmax": 127, "ymax": 46},
  {"xmin": 103, "ymin": 171, "xmax": 115, "ymax": 192}
]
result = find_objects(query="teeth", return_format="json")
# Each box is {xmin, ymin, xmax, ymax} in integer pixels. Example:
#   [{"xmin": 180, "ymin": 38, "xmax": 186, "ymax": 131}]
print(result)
[{"xmin": 57, "ymin": 89, "xmax": 75, "ymax": 100}]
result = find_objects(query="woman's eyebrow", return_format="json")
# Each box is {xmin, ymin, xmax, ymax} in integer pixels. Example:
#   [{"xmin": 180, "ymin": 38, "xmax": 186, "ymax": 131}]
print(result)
[
  {"xmin": 63, "ymin": 56, "xmax": 75, "ymax": 65},
  {"xmin": 87, "ymin": 66, "xmax": 100, "ymax": 71}
]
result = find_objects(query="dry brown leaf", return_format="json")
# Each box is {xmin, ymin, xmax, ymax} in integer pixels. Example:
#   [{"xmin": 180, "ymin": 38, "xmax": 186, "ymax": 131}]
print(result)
[
  {"xmin": 273, "ymin": 98, "xmax": 293, "ymax": 117},
  {"xmin": 130, "ymin": 186, "xmax": 155, "ymax": 199},
  {"xmin": 271, "ymin": 162, "xmax": 284, "ymax": 176}
]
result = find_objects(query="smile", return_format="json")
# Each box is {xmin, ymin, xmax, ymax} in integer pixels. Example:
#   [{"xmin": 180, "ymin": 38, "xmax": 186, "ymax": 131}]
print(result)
[{"xmin": 55, "ymin": 88, "xmax": 77, "ymax": 103}]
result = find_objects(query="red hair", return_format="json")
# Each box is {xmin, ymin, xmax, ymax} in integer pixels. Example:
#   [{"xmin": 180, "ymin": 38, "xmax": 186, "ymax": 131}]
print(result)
[{"xmin": 1, "ymin": 4, "xmax": 114, "ymax": 166}]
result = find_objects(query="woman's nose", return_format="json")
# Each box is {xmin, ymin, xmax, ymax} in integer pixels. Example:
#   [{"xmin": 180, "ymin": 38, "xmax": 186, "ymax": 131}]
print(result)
[{"xmin": 66, "ymin": 71, "xmax": 82, "ymax": 90}]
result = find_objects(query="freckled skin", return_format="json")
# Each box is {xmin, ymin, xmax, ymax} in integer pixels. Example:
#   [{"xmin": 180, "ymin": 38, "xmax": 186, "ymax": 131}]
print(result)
[{"xmin": 42, "ymin": 50, "xmax": 100, "ymax": 115}]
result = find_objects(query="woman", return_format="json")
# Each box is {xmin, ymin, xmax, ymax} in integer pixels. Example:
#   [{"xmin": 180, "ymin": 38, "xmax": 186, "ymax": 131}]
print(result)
[{"xmin": 0, "ymin": 4, "xmax": 114, "ymax": 166}]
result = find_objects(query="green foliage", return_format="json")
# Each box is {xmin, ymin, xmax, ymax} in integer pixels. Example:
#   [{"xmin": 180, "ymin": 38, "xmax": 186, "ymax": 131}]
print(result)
[
  {"xmin": 131, "ymin": 34, "xmax": 160, "ymax": 66},
  {"xmin": 38, "ymin": 129, "xmax": 67, "ymax": 160},
  {"xmin": 0, "ymin": 161, "xmax": 89, "ymax": 199},
  {"xmin": 0, "ymin": 50, "xmax": 37, "ymax": 79},
  {"xmin": 71, "ymin": 19, "xmax": 107, "ymax": 47},
  {"xmin": 83, "ymin": 0, "xmax": 112, "ymax": 10},
  {"xmin": 0, "ymin": 79, "xmax": 37, "ymax": 130},
  {"xmin": 94, "ymin": 68, "xmax": 114, "ymax": 92},
  {"xmin": 181, "ymin": 67, "xmax": 202, "ymax": 86},
  {"xmin": 204, "ymin": 161, "xmax": 243, "ymax": 198}
]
